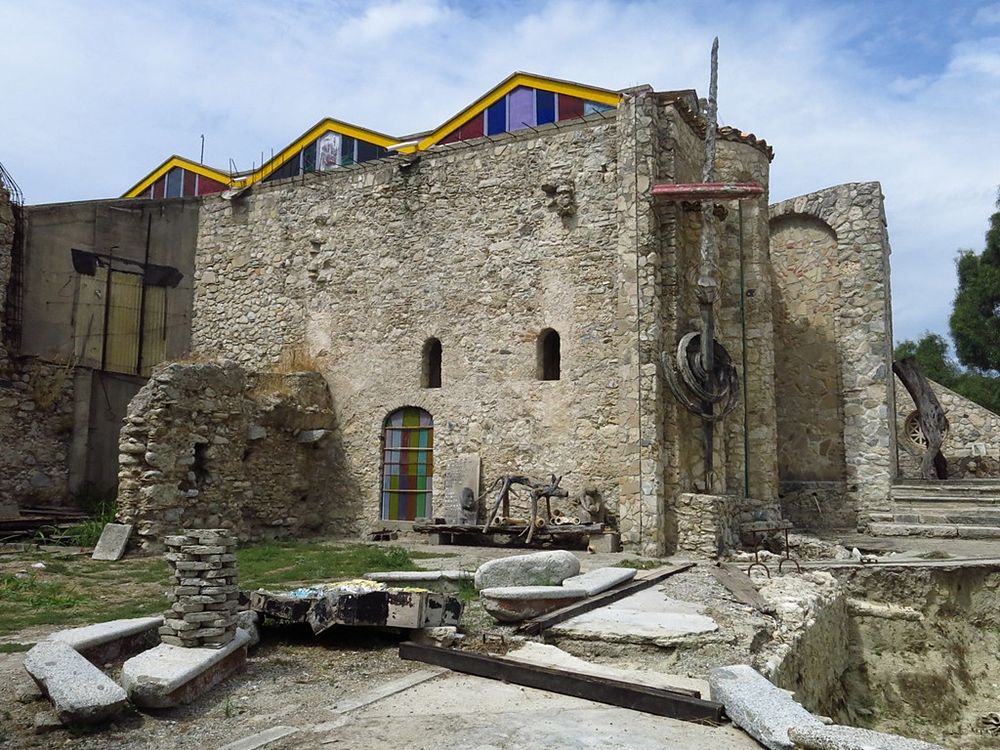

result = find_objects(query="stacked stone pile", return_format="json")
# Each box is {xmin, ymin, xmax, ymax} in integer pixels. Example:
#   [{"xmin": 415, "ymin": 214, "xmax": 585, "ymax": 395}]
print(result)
[{"xmin": 160, "ymin": 529, "xmax": 239, "ymax": 648}]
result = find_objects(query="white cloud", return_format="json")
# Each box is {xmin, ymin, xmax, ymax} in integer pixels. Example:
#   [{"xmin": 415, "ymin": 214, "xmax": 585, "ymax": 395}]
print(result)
[{"xmin": 0, "ymin": 0, "xmax": 998, "ymax": 345}]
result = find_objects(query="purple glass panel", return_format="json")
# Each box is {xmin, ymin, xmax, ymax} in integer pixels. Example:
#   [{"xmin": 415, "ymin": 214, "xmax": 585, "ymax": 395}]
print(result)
[{"xmin": 508, "ymin": 86, "xmax": 535, "ymax": 131}]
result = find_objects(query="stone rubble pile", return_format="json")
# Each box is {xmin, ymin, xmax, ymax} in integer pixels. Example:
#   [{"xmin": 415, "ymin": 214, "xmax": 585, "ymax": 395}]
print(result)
[{"xmin": 160, "ymin": 529, "xmax": 239, "ymax": 648}]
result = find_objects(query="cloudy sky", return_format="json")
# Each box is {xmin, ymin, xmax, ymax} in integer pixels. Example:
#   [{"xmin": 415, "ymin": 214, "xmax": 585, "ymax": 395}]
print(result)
[{"xmin": 1, "ymin": 0, "xmax": 998, "ymax": 346}]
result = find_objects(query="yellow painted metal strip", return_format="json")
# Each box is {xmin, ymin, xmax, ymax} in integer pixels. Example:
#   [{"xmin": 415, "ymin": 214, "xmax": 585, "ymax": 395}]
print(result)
[
  {"xmin": 408, "ymin": 73, "xmax": 622, "ymax": 153},
  {"xmin": 237, "ymin": 119, "xmax": 398, "ymax": 188},
  {"xmin": 123, "ymin": 156, "xmax": 233, "ymax": 198}
]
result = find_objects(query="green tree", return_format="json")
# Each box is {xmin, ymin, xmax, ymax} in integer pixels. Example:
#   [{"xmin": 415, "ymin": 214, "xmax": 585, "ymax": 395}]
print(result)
[{"xmin": 950, "ymin": 192, "xmax": 1000, "ymax": 372}]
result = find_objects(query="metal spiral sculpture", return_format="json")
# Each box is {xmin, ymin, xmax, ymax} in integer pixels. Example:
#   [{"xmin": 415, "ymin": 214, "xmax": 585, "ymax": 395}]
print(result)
[{"xmin": 662, "ymin": 331, "xmax": 740, "ymax": 422}]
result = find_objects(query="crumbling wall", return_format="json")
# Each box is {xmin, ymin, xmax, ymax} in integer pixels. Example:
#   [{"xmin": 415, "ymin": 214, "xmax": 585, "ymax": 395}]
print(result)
[
  {"xmin": 674, "ymin": 492, "xmax": 741, "ymax": 557},
  {"xmin": 895, "ymin": 376, "xmax": 1000, "ymax": 478},
  {"xmin": 769, "ymin": 183, "xmax": 897, "ymax": 530},
  {"xmin": 116, "ymin": 361, "xmax": 350, "ymax": 550},
  {"xmin": 0, "ymin": 186, "xmax": 76, "ymax": 512}
]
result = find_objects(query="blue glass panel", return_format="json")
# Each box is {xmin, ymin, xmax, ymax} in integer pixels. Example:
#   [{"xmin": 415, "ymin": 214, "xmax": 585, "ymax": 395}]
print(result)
[
  {"xmin": 536, "ymin": 90, "xmax": 556, "ymax": 125},
  {"xmin": 487, "ymin": 99, "xmax": 507, "ymax": 136}
]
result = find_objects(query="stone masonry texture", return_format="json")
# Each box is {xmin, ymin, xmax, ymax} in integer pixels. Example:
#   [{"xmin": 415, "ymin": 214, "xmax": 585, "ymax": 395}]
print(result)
[{"xmin": 188, "ymin": 96, "xmax": 780, "ymax": 555}]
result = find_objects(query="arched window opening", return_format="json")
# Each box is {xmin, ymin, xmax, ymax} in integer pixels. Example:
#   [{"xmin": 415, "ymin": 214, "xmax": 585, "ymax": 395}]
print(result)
[
  {"xmin": 381, "ymin": 407, "xmax": 434, "ymax": 521},
  {"xmin": 422, "ymin": 338, "xmax": 442, "ymax": 388},
  {"xmin": 537, "ymin": 328, "xmax": 561, "ymax": 381}
]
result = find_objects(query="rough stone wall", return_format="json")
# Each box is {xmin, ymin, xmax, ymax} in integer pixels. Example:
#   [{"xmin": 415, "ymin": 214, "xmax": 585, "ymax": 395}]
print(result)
[
  {"xmin": 117, "ymin": 361, "xmax": 349, "ymax": 550},
  {"xmin": 769, "ymin": 183, "xmax": 896, "ymax": 529},
  {"xmin": 674, "ymin": 492, "xmax": 741, "ymax": 557},
  {"xmin": 192, "ymin": 115, "xmax": 651, "ymax": 545},
  {"xmin": 0, "ymin": 186, "xmax": 76, "ymax": 512},
  {"xmin": 895, "ymin": 376, "xmax": 1000, "ymax": 478}
]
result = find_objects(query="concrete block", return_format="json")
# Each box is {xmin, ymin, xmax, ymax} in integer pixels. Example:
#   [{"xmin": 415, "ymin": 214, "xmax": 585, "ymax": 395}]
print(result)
[
  {"xmin": 23, "ymin": 640, "xmax": 128, "ymax": 724},
  {"xmin": 709, "ymin": 664, "xmax": 823, "ymax": 750},
  {"xmin": 121, "ymin": 627, "xmax": 251, "ymax": 708},
  {"xmin": 562, "ymin": 567, "xmax": 636, "ymax": 595},
  {"xmin": 588, "ymin": 532, "xmax": 621, "ymax": 553},
  {"xmin": 91, "ymin": 523, "xmax": 133, "ymax": 561},
  {"xmin": 49, "ymin": 616, "xmax": 163, "ymax": 663},
  {"xmin": 788, "ymin": 723, "xmax": 946, "ymax": 750}
]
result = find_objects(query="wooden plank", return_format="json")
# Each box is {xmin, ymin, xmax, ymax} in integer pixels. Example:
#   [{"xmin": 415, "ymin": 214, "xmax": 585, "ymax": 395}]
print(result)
[
  {"xmin": 711, "ymin": 564, "xmax": 775, "ymax": 615},
  {"xmin": 398, "ymin": 641, "xmax": 724, "ymax": 724},
  {"xmin": 516, "ymin": 562, "xmax": 696, "ymax": 636}
]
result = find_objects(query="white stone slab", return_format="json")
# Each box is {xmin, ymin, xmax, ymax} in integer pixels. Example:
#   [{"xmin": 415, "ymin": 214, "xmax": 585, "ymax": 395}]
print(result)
[
  {"xmin": 709, "ymin": 664, "xmax": 823, "ymax": 750},
  {"xmin": 23, "ymin": 640, "xmax": 127, "ymax": 724},
  {"xmin": 49, "ymin": 616, "xmax": 163, "ymax": 653},
  {"xmin": 788, "ymin": 724, "xmax": 946, "ymax": 750},
  {"xmin": 365, "ymin": 570, "xmax": 473, "ymax": 583},
  {"xmin": 91, "ymin": 523, "xmax": 132, "ymax": 561},
  {"xmin": 550, "ymin": 587, "xmax": 718, "ymax": 641},
  {"xmin": 217, "ymin": 726, "xmax": 300, "ymax": 750},
  {"xmin": 443, "ymin": 453, "xmax": 480, "ymax": 524},
  {"xmin": 475, "ymin": 550, "xmax": 580, "ymax": 589},
  {"xmin": 121, "ymin": 627, "xmax": 251, "ymax": 708},
  {"xmin": 562, "ymin": 567, "xmax": 637, "ymax": 595}
]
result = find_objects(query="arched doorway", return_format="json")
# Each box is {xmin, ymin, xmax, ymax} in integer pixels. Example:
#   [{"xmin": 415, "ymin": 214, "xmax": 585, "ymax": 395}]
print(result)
[{"xmin": 381, "ymin": 407, "xmax": 434, "ymax": 521}]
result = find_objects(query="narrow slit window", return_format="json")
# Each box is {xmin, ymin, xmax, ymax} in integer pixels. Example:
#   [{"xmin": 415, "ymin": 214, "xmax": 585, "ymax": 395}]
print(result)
[
  {"xmin": 537, "ymin": 328, "xmax": 560, "ymax": 381},
  {"xmin": 422, "ymin": 337, "xmax": 442, "ymax": 388}
]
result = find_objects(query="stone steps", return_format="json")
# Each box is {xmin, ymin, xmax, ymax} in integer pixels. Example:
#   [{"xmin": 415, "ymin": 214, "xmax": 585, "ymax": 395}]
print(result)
[{"xmin": 868, "ymin": 480, "xmax": 1000, "ymax": 538}]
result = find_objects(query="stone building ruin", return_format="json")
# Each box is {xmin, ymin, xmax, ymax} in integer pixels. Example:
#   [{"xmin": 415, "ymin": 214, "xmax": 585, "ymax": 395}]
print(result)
[{"xmin": 2, "ymin": 71, "xmax": 997, "ymax": 552}]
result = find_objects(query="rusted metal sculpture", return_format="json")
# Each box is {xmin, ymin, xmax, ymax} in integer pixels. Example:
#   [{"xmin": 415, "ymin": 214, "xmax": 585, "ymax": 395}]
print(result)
[
  {"xmin": 893, "ymin": 356, "xmax": 948, "ymax": 479},
  {"xmin": 483, "ymin": 473, "xmax": 569, "ymax": 543},
  {"xmin": 658, "ymin": 38, "xmax": 747, "ymax": 488}
]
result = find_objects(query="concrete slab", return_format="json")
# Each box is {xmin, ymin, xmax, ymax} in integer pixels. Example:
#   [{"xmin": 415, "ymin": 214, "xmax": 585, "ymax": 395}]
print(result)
[
  {"xmin": 550, "ymin": 586, "xmax": 718, "ymax": 643},
  {"xmin": 709, "ymin": 664, "xmax": 823, "ymax": 750},
  {"xmin": 475, "ymin": 550, "xmax": 580, "ymax": 589},
  {"xmin": 216, "ymin": 725, "xmax": 299, "ymax": 750},
  {"xmin": 49, "ymin": 616, "xmax": 163, "ymax": 663},
  {"xmin": 90, "ymin": 523, "xmax": 132, "ymax": 561},
  {"xmin": 23, "ymin": 640, "xmax": 127, "ymax": 724},
  {"xmin": 364, "ymin": 569, "xmax": 473, "ymax": 592},
  {"xmin": 300, "ymin": 671, "xmax": 761, "ymax": 749},
  {"xmin": 788, "ymin": 723, "xmax": 946, "ymax": 750},
  {"xmin": 562, "ymin": 566, "xmax": 637, "ymax": 595},
  {"xmin": 121, "ymin": 627, "xmax": 251, "ymax": 708},
  {"xmin": 506, "ymin": 641, "xmax": 708, "ymax": 696}
]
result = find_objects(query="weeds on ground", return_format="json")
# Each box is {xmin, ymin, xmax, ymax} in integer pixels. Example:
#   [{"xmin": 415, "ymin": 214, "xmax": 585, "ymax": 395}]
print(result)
[
  {"xmin": 457, "ymin": 578, "xmax": 479, "ymax": 603},
  {"xmin": 0, "ymin": 643, "xmax": 33, "ymax": 653},
  {"xmin": 612, "ymin": 557, "xmax": 664, "ymax": 570},
  {"xmin": 237, "ymin": 543, "xmax": 430, "ymax": 588}
]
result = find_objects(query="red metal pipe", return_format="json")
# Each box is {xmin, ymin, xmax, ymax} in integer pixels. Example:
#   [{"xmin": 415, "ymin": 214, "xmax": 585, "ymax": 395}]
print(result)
[{"xmin": 651, "ymin": 182, "xmax": 764, "ymax": 201}]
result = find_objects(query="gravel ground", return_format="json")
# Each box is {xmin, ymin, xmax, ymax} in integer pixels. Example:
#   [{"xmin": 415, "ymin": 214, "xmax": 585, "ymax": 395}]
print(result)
[{"xmin": 0, "ymin": 541, "xmax": 691, "ymax": 749}]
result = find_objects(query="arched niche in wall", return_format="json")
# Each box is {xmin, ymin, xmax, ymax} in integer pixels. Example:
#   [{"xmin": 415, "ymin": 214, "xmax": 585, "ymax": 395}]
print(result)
[
  {"xmin": 537, "ymin": 328, "xmax": 560, "ymax": 381},
  {"xmin": 380, "ymin": 406, "xmax": 434, "ymax": 521}
]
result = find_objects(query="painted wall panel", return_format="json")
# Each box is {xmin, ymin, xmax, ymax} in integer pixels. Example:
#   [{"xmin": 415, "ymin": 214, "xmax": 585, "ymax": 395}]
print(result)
[
  {"xmin": 486, "ymin": 99, "xmax": 507, "ymax": 136},
  {"xmin": 536, "ymin": 90, "xmax": 556, "ymax": 125},
  {"xmin": 558, "ymin": 94, "xmax": 584, "ymax": 120},
  {"xmin": 508, "ymin": 86, "xmax": 535, "ymax": 130}
]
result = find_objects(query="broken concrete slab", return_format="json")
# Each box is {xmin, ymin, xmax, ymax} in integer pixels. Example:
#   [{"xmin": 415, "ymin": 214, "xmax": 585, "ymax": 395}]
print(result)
[
  {"xmin": 788, "ymin": 724, "xmax": 946, "ymax": 750},
  {"xmin": 708, "ymin": 664, "xmax": 824, "ymax": 750},
  {"xmin": 550, "ymin": 587, "xmax": 719, "ymax": 644},
  {"xmin": 562, "ymin": 566, "xmax": 637, "ymax": 595},
  {"xmin": 480, "ymin": 585, "xmax": 588, "ymax": 622},
  {"xmin": 49, "ymin": 615, "xmax": 163, "ymax": 663},
  {"xmin": 216, "ymin": 725, "xmax": 300, "ymax": 750},
  {"xmin": 90, "ymin": 523, "xmax": 132, "ymax": 561},
  {"xmin": 365, "ymin": 570, "xmax": 473, "ymax": 593},
  {"xmin": 23, "ymin": 640, "xmax": 128, "ymax": 724},
  {"xmin": 121, "ymin": 627, "xmax": 251, "ymax": 708},
  {"xmin": 474, "ymin": 550, "xmax": 580, "ymax": 590}
]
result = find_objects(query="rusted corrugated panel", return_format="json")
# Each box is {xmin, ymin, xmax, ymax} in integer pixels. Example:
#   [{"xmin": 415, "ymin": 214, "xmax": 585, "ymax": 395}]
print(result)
[
  {"xmin": 140, "ymin": 285, "xmax": 167, "ymax": 376},
  {"xmin": 104, "ymin": 271, "xmax": 142, "ymax": 374}
]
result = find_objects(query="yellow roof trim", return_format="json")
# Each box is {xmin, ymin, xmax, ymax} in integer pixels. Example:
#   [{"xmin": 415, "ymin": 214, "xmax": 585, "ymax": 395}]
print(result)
[
  {"xmin": 122, "ymin": 156, "xmax": 233, "ymax": 198},
  {"xmin": 400, "ymin": 72, "xmax": 622, "ymax": 153},
  {"xmin": 237, "ymin": 118, "xmax": 398, "ymax": 187}
]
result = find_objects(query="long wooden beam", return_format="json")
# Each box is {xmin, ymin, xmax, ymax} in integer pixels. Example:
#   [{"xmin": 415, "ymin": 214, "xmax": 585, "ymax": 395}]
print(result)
[
  {"xmin": 398, "ymin": 641, "xmax": 724, "ymax": 724},
  {"xmin": 517, "ymin": 562, "xmax": 696, "ymax": 636}
]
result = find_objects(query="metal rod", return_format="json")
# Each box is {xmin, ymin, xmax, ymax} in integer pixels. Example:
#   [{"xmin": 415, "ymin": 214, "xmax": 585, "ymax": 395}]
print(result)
[{"xmin": 136, "ymin": 213, "xmax": 152, "ymax": 375}]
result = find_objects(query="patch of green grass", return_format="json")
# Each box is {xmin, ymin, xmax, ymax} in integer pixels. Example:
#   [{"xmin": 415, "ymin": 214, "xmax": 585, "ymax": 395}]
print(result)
[
  {"xmin": 0, "ymin": 642, "xmax": 33, "ymax": 653},
  {"xmin": 237, "ymin": 543, "xmax": 423, "ymax": 588},
  {"xmin": 457, "ymin": 578, "xmax": 478, "ymax": 603}
]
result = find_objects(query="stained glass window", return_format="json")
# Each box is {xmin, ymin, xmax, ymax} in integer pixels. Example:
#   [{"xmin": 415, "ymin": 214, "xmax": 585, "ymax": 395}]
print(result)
[{"xmin": 381, "ymin": 407, "xmax": 433, "ymax": 521}]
